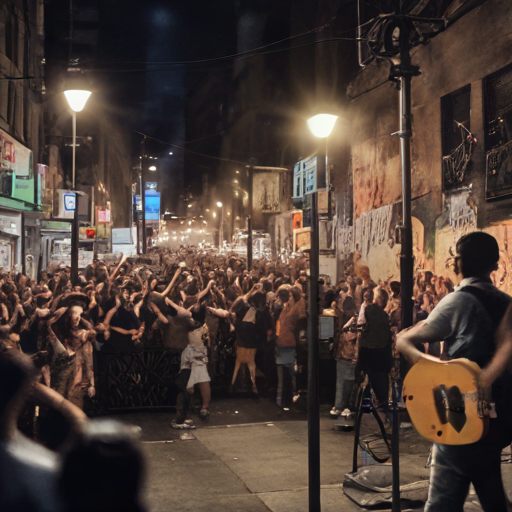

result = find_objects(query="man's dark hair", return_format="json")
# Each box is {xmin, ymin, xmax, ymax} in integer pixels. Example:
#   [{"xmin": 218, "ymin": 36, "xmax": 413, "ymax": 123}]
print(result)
[
  {"xmin": 456, "ymin": 232, "xmax": 500, "ymax": 277},
  {"xmin": 376, "ymin": 288, "xmax": 389, "ymax": 307},
  {"xmin": 390, "ymin": 281, "xmax": 401, "ymax": 297},
  {"xmin": 0, "ymin": 350, "xmax": 36, "ymax": 415},
  {"xmin": 59, "ymin": 420, "xmax": 144, "ymax": 512}
]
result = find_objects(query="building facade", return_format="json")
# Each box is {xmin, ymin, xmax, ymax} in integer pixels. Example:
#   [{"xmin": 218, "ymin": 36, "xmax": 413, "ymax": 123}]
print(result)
[
  {"xmin": 336, "ymin": 0, "xmax": 512, "ymax": 293},
  {"xmin": 0, "ymin": 0, "xmax": 47, "ymax": 274}
]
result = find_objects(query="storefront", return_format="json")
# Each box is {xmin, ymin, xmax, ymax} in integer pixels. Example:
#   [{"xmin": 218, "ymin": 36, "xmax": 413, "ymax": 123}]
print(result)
[{"xmin": 0, "ymin": 129, "xmax": 44, "ymax": 273}]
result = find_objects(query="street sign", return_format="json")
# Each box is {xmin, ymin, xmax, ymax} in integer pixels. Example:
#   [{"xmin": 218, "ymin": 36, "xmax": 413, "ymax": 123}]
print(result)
[
  {"xmin": 293, "ymin": 161, "xmax": 304, "ymax": 199},
  {"xmin": 304, "ymin": 156, "xmax": 318, "ymax": 194},
  {"xmin": 294, "ymin": 155, "xmax": 326, "ymax": 196},
  {"xmin": 64, "ymin": 193, "xmax": 76, "ymax": 211}
]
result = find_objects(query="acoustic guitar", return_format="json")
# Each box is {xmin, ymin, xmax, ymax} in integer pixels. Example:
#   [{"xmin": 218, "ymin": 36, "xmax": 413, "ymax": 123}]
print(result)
[{"xmin": 403, "ymin": 356, "xmax": 490, "ymax": 445}]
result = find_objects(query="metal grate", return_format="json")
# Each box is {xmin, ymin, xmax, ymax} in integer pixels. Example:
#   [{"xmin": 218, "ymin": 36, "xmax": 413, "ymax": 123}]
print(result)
[{"xmin": 484, "ymin": 62, "xmax": 512, "ymax": 199}]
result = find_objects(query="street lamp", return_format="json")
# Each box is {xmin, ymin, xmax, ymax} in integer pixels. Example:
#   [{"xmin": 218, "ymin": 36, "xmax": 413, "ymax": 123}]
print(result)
[
  {"xmin": 307, "ymin": 113, "xmax": 338, "ymax": 139},
  {"xmin": 216, "ymin": 201, "xmax": 223, "ymax": 207},
  {"xmin": 64, "ymin": 87, "xmax": 91, "ymax": 286},
  {"xmin": 306, "ymin": 112, "xmax": 337, "ymax": 512},
  {"xmin": 149, "ymin": 165, "xmax": 157, "ymax": 171}
]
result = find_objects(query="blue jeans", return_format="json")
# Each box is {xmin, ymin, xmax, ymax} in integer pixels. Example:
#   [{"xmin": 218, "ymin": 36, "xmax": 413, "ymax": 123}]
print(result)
[
  {"xmin": 425, "ymin": 419, "xmax": 511, "ymax": 512},
  {"xmin": 334, "ymin": 359, "xmax": 355, "ymax": 410}
]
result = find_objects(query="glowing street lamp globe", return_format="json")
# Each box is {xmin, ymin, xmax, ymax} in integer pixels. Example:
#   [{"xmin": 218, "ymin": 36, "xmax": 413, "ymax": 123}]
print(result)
[
  {"xmin": 149, "ymin": 165, "xmax": 157, "ymax": 171},
  {"xmin": 216, "ymin": 201, "xmax": 223, "ymax": 207},
  {"xmin": 307, "ymin": 113, "xmax": 338, "ymax": 138},
  {"xmin": 64, "ymin": 90, "xmax": 92, "ymax": 112}
]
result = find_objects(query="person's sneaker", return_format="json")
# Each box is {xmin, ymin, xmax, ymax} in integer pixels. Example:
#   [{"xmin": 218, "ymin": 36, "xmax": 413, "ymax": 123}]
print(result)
[
  {"xmin": 330, "ymin": 408, "xmax": 342, "ymax": 417},
  {"xmin": 341, "ymin": 408, "xmax": 352, "ymax": 418},
  {"xmin": 184, "ymin": 419, "xmax": 194, "ymax": 425},
  {"xmin": 171, "ymin": 420, "xmax": 196, "ymax": 430}
]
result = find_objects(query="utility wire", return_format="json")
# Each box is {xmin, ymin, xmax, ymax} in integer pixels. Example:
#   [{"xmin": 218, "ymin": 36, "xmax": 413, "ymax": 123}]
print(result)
[
  {"xmin": 93, "ymin": 17, "xmax": 376, "ymax": 67},
  {"xmin": 101, "ymin": 25, "xmax": 328, "ymax": 66},
  {"xmin": 182, "ymin": 130, "xmax": 226, "ymax": 145},
  {"xmin": 94, "ymin": 37, "xmax": 363, "ymax": 73},
  {"xmin": 132, "ymin": 130, "xmax": 247, "ymax": 165}
]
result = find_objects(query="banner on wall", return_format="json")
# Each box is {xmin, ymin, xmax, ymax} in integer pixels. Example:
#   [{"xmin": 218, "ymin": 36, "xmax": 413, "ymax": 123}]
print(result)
[
  {"xmin": 253, "ymin": 173, "xmax": 281, "ymax": 213},
  {"xmin": 0, "ymin": 129, "xmax": 32, "ymax": 177},
  {"xmin": 0, "ymin": 129, "xmax": 34, "ymax": 203}
]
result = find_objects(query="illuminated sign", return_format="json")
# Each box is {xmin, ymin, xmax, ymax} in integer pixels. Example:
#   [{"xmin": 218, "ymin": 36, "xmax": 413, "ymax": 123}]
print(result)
[
  {"xmin": 135, "ymin": 193, "xmax": 160, "ymax": 220},
  {"xmin": 64, "ymin": 193, "xmax": 76, "ymax": 211}
]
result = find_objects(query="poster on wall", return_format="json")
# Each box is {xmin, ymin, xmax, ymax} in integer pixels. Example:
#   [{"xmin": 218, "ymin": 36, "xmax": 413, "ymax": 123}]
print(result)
[
  {"xmin": 0, "ymin": 242, "xmax": 12, "ymax": 269},
  {"xmin": 293, "ymin": 227, "xmax": 311, "ymax": 252},
  {"xmin": 253, "ymin": 173, "xmax": 281, "ymax": 213},
  {"xmin": 292, "ymin": 211, "xmax": 303, "ymax": 229},
  {"xmin": 0, "ymin": 129, "xmax": 32, "ymax": 178}
]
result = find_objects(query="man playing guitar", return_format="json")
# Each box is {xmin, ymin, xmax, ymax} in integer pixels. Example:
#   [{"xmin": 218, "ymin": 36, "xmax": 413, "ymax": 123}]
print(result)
[{"xmin": 397, "ymin": 232, "xmax": 512, "ymax": 512}]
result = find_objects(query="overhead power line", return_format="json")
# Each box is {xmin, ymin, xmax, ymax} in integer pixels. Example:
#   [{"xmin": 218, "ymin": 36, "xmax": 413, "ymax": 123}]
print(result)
[
  {"xmin": 94, "ymin": 17, "xmax": 376, "ymax": 67},
  {"xmin": 132, "ymin": 130, "xmax": 247, "ymax": 165},
  {"xmin": 94, "ymin": 37, "xmax": 364, "ymax": 73}
]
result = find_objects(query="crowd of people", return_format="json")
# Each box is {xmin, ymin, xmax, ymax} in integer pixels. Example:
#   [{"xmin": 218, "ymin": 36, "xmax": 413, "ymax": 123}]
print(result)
[
  {"xmin": 0, "ymin": 250, "xmax": 314, "ymax": 427},
  {"xmin": 2, "ymin": 233, "xmax": 512, "ymax": 511},
  {"xmin": 0, "ymin": 246, "xmax": 461, "ymax": 431}
]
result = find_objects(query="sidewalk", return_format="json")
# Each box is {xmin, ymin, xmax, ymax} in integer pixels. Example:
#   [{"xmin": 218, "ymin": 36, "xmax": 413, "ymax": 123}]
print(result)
[{"xmin": 111, "ymin": 399, "xmax": 512, "ymax": 511}]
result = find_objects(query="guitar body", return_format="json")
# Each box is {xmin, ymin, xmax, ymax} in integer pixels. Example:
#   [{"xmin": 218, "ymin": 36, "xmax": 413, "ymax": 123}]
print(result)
[{"xmin": 403, "ymin": 357, "xmax": 488, "ymax": 445}]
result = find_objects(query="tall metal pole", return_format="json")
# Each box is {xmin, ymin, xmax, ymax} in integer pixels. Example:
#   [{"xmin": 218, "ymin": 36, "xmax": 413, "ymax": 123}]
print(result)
[
  {"xmin": 308, "ymin": 190, "xmax": 321, "ymax": 512},
  {"xmin": 71, "ymin": 193, "xmax": 79, "ymax": 286},
  {"xmin": 390, "ymin": 19, "xmax": 418, "ymax": 512},
  {"xmin": 141, "ymin": 137, "xmax": 147, "ymax": 254},
  {"xmin": 219, "ymin": 206, "xmax": 224, "ymax": 252},
  {"xmin": 71, "ymin": 111, "xmax": 79, "ymax": 286},
  {"xmin": 72, "ymin": 111, "xmax": 76, "ymax": 189},
  {"xmin": 398, "ymin": 21, "xmax": 414, "ymax": 333},
  {"xmin": 247, "ymin": 165, "xmax": 254, "ymax": 270},
  {"xmin": 137, "ymin": 169, "xmax": 142, "ymax": 254}
]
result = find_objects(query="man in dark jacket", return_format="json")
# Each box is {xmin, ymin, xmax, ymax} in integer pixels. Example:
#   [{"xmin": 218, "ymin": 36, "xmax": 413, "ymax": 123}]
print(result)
[{"xmin": 357, "ymin": 288, "xmax": 393, "ymax": 418}]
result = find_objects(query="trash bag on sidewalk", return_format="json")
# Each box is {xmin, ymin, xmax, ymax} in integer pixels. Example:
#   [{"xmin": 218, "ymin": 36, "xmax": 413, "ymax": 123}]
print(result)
[{"xmin": 343, "ymin": 465, "xmax": 429, "ymax": 508}]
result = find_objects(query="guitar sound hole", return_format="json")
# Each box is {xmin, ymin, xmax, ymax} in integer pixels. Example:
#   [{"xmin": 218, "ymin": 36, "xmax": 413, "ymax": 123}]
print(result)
[
  {"xmin": 437, "ymin": 431, "xmax": 443, "ymax": 437},
  {"xmin": 408, "ymin": 396, "xmax": 413, "ymax": 400}
]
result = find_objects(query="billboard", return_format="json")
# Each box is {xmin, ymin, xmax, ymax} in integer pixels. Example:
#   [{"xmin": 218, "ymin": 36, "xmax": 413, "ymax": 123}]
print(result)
[{"xmin": 135, "ymin": 191, "xmax": 160, "ymax": 220}]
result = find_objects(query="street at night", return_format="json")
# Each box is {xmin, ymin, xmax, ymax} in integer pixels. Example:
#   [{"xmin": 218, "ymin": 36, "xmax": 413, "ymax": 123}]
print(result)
[{"xmin": 3, "ymin": 1, "xmax": 512, "ymax": 512}]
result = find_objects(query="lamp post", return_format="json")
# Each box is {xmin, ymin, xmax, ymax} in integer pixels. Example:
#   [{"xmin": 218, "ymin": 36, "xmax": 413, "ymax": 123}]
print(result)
[
  {"xmin": 64, "ymin": 89, "xmax": 91, "ymax": 286},
  {"xmin": 216, "ymin": 201, "xmax": 223, "ymax": 251},
  {"xmin": 306, "ymin": 113, "xmax": 337, "ymax": 512}
]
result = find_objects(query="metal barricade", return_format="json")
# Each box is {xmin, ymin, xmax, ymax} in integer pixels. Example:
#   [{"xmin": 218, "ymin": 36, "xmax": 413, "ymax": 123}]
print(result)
[{"xmin": 94, "ymin": 348, "xmax": 182, "ymax": 410}]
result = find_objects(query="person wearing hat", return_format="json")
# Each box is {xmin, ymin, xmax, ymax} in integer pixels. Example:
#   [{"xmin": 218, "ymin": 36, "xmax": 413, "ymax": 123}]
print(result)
[{"xmin": 397, "ymin": 232, "xmax": 512, "ymax": 512}]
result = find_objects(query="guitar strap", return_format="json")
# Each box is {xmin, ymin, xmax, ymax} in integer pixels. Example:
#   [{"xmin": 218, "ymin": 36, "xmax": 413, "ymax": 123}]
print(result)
[
  {"xmin": 459, "ymin": 284, "xmax": 512, "ymax": 425},
  {"xmin": 458, "ymin": 285, "xmax": 510, "ymax": 332}
]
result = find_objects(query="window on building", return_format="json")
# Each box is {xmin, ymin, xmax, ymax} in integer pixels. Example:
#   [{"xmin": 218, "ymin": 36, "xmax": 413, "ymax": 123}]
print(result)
[
  {"xmin": 441, "ymin": 85, "xmax": 473, "ymax": 191},
  {"xmin": 5, "ymin": 10, "xmax": 19, "ymax": 66},
  {"xmin": 7, "ymin": 82, "xmax": 15, "ymax": 128},
  {"xmin": 484, "ymin": 62, "xmax": 512, "ymax": 199}
]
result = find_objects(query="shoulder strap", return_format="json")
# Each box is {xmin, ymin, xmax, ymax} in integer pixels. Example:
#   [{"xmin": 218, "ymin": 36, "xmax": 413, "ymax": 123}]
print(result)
[{"xmin": 458, "ymin": 285, "xmax": 511, "ymax": 331}]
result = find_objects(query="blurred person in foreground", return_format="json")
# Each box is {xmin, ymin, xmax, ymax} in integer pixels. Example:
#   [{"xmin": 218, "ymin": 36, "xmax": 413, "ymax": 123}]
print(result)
[
  {"xmin": 397, "ymin": 232, "xmax": 512, "ymax": 512},
  {"xmin": 59, "ymin": 419, "xmax": 146, "ymax": 512},
  {"xmin": 0, "ymin": 350, "xmax": 60, "ymax": 512}
]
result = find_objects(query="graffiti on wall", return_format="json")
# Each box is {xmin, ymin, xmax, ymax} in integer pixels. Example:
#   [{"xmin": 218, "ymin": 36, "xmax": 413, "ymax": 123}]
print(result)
[
  {"xmin": 354, "ymin": 204, "xmax": 393, "ymax": 260},
  {"xmin": 447, "ymin": 192, "xmax": 477, "ymax": 233}
]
